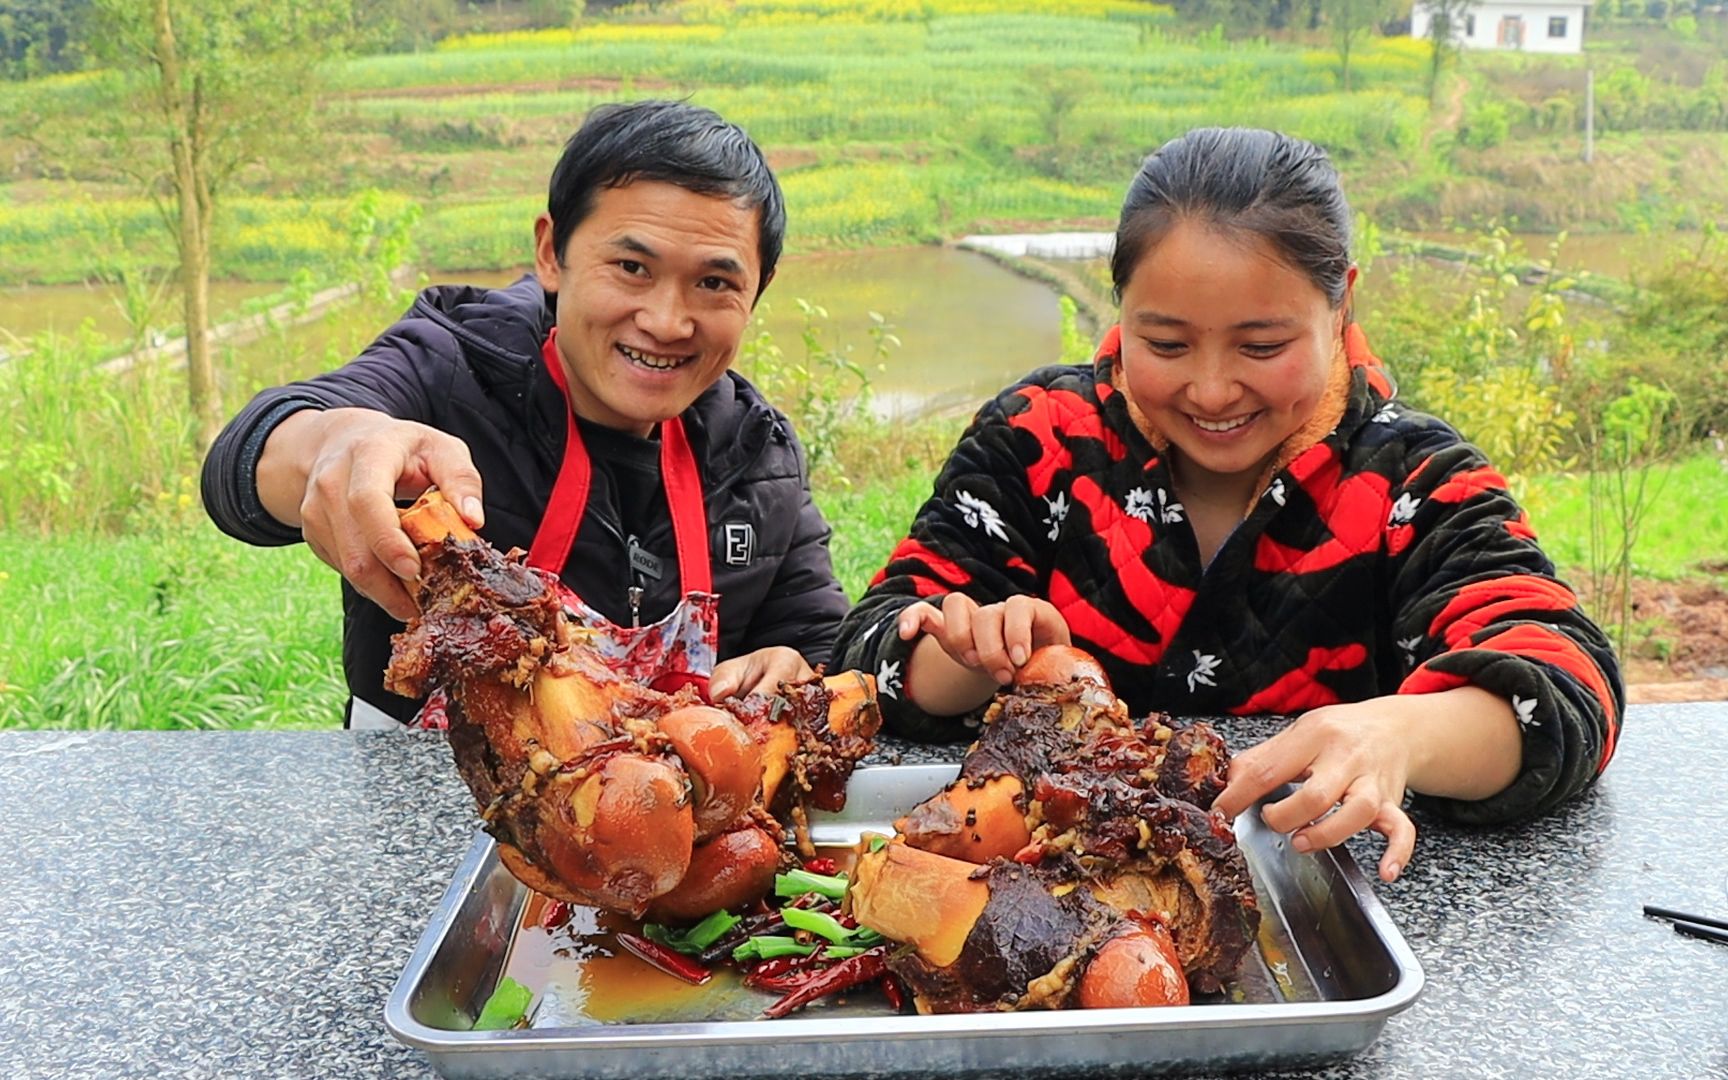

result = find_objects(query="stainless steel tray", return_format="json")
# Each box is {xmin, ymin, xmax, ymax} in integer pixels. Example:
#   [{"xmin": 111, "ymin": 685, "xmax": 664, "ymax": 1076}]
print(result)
[{"xmin": 386, "ymin": 764, "xmax": 1423, "ymax": 1078}]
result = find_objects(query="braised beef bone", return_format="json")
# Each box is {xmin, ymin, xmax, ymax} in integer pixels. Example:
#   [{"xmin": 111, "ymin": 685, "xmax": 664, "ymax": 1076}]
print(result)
[
  {"xmin": 863, "ymin": 646, "xmax": 1259, "ymax": 1009},
  {"xmin": 384, "ymin": 490, "xmax": 880, "ymax": 919}
]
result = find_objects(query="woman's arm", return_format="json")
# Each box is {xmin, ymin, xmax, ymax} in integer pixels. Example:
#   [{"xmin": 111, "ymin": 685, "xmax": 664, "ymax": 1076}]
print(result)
[
  {"xmin": 1216, "ymin": 424, "xmax": 1620, "ymax": 879},
  {"xmin": 1216, "ymin": 683, "xmax": 1520, "ymax": 882},
  {"xmin": 830, "ymin": 380, "xmax": 1071, "ymax": 739},
  {"xmin": 1385, "ymin": 436, "xmax": 1622, "ymax": 822}
]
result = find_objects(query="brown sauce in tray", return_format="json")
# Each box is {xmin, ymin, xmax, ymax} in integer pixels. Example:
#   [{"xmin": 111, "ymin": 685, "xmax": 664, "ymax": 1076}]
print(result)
[
  {"xmin": 499, "ymin": 845, "xmax": 891, "ymax": 1027},
  {"xmin": 494, "ymin": 845, "xmax": 1308, "ymax": 1027}
]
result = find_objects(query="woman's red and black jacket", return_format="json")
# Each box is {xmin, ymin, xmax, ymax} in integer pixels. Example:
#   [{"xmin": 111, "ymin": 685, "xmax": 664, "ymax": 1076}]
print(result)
[{"xmin": 832, "ymin": 328, "xmax": 1622, "ymax": 824}]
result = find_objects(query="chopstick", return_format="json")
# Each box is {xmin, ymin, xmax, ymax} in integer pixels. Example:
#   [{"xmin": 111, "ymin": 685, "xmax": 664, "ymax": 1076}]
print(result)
[
  {"xmin": 1671, "ymin": 920, "xmax": 1728, "ymax": 947},
  {"xmin": 1642, "ymin": 905, "xmax": 1728, "ymax": 933}
]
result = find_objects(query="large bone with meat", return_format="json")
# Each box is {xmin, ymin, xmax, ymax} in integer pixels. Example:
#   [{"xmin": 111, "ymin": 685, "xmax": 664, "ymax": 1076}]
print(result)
[
  {"xmin": 850, "ymin": 840, "xmax": 1189, "ymax": 1011},
  {"xmin": 857, "ymin": 644, "xmax": 1257, "ymax": 1008},
  {"xmin": 385, "ymin": 490, "xmax": 881, "ymax": 919}
]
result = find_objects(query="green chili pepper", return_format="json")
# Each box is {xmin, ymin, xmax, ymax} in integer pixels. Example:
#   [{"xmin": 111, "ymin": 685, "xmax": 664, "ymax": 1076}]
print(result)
[
  {"xmin": 641, "ymin": 909, "xmax": 742, "ymax": 955},
  {"xmin": 683, "ymin": 909, "xmax": 742, "ymax": 950},
  {"xmin": 774, "ymin": 868, "xmax": 849, "ymax": 901},
  {"xmin": 473, "ymin": 976, "xmax": 533, "ymax": 1031},
  {"xmin": 732, "ymin": 935, "xmax": 818, "ymax": 963},
  {"xmin": 781, "ymin": 905, "xmax": 852, "ymax": 943}
]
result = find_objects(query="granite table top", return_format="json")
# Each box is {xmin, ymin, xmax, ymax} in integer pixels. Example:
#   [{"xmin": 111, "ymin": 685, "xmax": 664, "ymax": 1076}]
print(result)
[{"xmin": 2, "ymin": 702, "xmax": 1724, "ymax": 1080}]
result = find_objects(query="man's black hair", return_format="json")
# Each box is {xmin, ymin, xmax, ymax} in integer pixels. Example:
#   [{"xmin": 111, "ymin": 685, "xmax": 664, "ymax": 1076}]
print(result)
[{"xmin": 547, "ymin": 100, "xmax": 785, "ymax": 298}]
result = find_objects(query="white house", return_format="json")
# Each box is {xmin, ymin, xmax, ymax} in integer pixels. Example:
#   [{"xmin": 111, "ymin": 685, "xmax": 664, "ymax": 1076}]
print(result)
[{"xmin": 1411, "ymin": 2, "xmax": 1590, "ymax": 53}]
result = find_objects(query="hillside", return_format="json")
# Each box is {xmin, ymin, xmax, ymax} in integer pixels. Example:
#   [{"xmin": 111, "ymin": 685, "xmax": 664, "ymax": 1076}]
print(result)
[{"xmin": 2, "ymin": 1, "xmax": 1723, "ymax": 287}]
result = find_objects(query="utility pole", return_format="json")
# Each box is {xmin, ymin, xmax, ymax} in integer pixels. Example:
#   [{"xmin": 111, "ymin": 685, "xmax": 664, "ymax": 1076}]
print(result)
[{"xmin": 1584, "ymin": 66, "xmax": 1595, "ymax": 164}]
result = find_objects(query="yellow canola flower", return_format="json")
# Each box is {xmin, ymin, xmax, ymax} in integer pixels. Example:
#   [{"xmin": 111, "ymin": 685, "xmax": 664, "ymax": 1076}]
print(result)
[
  {"xmin": 440, "ymin": 23, "xmax": 724, "ymax": 51},
  {"xmin": 708, "ymin": 0, "xmax": 1167, "ymax": 21}
]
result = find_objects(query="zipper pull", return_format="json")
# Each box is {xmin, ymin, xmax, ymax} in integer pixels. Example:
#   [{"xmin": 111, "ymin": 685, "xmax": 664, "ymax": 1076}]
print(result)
[{"xmin": 628, "ymin": 586, "xmax": 643, "ymax": 629}]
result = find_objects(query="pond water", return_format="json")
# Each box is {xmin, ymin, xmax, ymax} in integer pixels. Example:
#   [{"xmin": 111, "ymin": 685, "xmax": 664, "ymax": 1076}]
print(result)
[
  {"xmin": 1, "ymin": 232, "xmax": 1695, "ymax": 411},
  {"xmin": 0, "ymin": 248, "xmax": 1061, "ymax": 417}
]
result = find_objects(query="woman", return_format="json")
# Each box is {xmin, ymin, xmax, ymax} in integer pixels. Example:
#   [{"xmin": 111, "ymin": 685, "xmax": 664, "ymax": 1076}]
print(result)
[{"xmin": 831, "ymin": 127, "xmax": 1621, "ymax": 881}]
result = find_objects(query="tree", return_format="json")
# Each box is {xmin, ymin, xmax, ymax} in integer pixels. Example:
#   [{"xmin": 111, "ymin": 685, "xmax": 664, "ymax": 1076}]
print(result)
[
  {"xmin": 1420, "ymin": 0, "xmax": 1472, "ymax": 104},
  {"xmin": 28, "ymin": 1, "xmax": 350, "ymax": 452},
  {"xmin": 0, "ymin": 0, "xmax": 93, "ymax": 78},
  {"xmin": 1324, "ymin": 0, "xmax": 1392, "ymax": 91}
]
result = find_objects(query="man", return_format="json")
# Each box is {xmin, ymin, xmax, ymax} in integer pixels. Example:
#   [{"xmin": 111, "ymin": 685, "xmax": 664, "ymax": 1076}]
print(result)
[{"xmin": 202, "ymin": 100, "xmax": 850, "ymax": 726}]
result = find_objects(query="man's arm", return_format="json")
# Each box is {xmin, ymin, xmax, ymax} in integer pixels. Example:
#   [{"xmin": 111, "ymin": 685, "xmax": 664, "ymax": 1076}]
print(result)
[{"xmin": 201, "ymin": 318, "xmax": 484, "ymax": 620}]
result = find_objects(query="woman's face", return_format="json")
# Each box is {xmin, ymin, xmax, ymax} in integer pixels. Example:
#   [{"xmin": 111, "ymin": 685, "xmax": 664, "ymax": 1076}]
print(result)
[{"xmin": 1117, "ymin": 217, "xmax": 1347, "ymax": 493}]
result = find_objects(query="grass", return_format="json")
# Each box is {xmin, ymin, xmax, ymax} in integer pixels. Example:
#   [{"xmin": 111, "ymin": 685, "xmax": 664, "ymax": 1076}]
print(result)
[
  {"xmin": 0, "ymin": 468, "xmax": 935, "ymax": 731},
  {"xmin": 2, "ymin": 14, "xmax": 1434, "ymax": 279},
  {"xmin": 0, "ymin": 6, "xmax": 1722, "ymax": 729},
  {"xmin": 5, "ymin": 448, "xmax": 1720, "ymax": 731},
  {"xmin": 1522, "ymin": 451, "xmax": 1728, "ymax": 581},
  {"xmin": 0, "ymin": 290, "xmax": 418, "ymax": 534},
  {"xmin": 0, "ymin": 519, "xmax": 345, "ymax": 730},
  {"xmin": 821, "ymin": 467, "xmax": 943, "ymax": 598}
]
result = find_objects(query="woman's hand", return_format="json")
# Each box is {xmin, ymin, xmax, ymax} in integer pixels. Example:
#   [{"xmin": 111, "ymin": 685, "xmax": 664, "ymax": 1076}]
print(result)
[
  {"xmin": 1212, "ymin": 687, "xmax": 1521, "ymax": 883},
  {"xmin": 897, "ymin": 593, "xmax": 1072, "ymax": 686},
  {"xmin": 888, "ymin": 594, "xmax": 1072, "ymax": 717},
  {"xmin": 1212, "ymin": 699, "xmax": 1418, "ymax": 883},
  {"xmin": 709, "ymin": 646, "xmax": 813, "ymax": 700}
]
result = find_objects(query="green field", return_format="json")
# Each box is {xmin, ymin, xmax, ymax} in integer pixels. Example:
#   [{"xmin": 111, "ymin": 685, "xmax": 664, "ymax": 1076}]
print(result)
[{"xmin": 1, "ymin": 0, "xmax": 1724, "ymax": 728}]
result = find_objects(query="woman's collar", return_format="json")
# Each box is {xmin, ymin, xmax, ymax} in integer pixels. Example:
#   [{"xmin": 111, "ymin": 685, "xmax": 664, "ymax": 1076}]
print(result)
[{"xmin": 1094, "ymin": 322, "xmax": 1387, "ymax": 515}]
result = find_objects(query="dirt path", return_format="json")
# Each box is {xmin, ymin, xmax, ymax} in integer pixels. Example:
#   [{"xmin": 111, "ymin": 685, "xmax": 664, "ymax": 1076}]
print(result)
[
  {"xmin": 1607, "ymin": 576, "xmax": 1728, "ymax": 702},
  {"xmin": 1420, "ymin": 71, "xmax": 1470, "ymax": 154},
  {"xmin": 1627, "ymin": 679, "xmax": 1728, "ymax": 704},
  {"xmin": 91, "ymin": 270, "xmax": 408, "ymax": 376}
]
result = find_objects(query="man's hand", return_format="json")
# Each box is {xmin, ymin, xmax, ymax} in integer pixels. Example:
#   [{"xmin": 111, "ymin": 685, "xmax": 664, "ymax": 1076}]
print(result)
[
  {"xmin": 257, "ymin": 408, "xmax": 485, "ymax": 621},
  {"xmin": 709, "ymin": 646, "xmax": 813, "ymax": 701},
  {"xmin": 897, "ymin": 592, "xmax": 1071, "ymax": 686}
]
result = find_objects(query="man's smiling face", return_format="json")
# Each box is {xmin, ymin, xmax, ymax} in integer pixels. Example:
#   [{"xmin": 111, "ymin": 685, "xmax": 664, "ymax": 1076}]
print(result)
[{"xmin": 534, "ymin": 180, "xmax": 763, "ymax": 436}]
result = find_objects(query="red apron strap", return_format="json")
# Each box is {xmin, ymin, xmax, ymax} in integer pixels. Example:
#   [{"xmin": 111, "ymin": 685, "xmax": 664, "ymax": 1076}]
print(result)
[
  {"xmin": 528, "ymin": 328, "xmax": 711, "ymax": 596},
  {"xmin": 661, "ymin": 416, "xmax": 711, "ymax": 594},
  {"xmin": 526, "ymin": 329, "xmax": 592, "ymax": 573}
]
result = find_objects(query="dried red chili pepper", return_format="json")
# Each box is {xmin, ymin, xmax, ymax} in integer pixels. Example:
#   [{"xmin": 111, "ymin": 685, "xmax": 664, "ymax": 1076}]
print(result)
[
  {"xmin": 880, "ymin": 974, "xmax": 906, "ymax": 1013},
  {"xmin": 540, "ymin": 899, "xmax": 572, "ymax": 929},
  {"xmin": 615, "ymin": 931, "xmax": 713, "ymax": 985},
  {"xmin": 760, "ymin": 948, "xmax": 889, "ymax": 1019},
  {"xmin": 803, "ymin": 856, "xmax": 838, "ymax": 875},
  {"xmin": 744, "ymin": 948, "xmax": 829, "ymax": 984},
  {"xmin": 747, "ymin": 972, "xmax": 815, "ymax": 994}
]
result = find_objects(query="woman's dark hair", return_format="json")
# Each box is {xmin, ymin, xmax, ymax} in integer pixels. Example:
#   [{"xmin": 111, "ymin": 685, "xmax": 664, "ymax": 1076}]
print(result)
[
  {"xmin": 1110, "ymin": 127, "xmax": 1352, "ymax": 308},
  {"xmin": 546, "ymin": 100, "xmax": 785, "ymax": 298}
]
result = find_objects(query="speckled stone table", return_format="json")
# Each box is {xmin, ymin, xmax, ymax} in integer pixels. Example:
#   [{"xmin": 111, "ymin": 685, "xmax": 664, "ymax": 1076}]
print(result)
[{"xmin": 2, "ymin": 703, "xmax": 1725, "ymax": 1080}]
